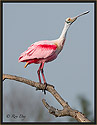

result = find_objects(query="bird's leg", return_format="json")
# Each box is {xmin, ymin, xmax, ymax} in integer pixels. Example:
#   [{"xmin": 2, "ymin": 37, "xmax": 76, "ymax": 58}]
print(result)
[
  {"xmin": 37, "ymin": 63, "xmax": 42, "ymax": 83},
  {"xmin": 40, "ymin": 62, "xmax": 46, "ymax": 83},
  {"xmin": 36, "ymin": 63, "xmax": 43, "ymax": 91},
  {"xmin": 40, "ymin": 62, "xmax": 47, "ymax": 94}
]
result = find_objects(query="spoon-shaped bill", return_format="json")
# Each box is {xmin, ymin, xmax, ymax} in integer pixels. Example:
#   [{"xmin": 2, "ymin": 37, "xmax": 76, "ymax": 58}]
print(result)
[
  {"xmin": 71, "ymin": 11, "xmax": 90, "ymax": 23},
  {"xmin": 75, "ymin": 11, "xmax": 90, "ymax": 18}
]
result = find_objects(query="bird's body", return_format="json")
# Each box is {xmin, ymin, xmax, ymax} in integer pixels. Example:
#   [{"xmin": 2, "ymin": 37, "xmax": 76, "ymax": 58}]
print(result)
[
  {"xmin": 19, "ymin": 11, "xmax": 89, "ymax": 93},
  {"xmin": 19, "ymin": 39, "xmax": 65, "ymax": 65}
]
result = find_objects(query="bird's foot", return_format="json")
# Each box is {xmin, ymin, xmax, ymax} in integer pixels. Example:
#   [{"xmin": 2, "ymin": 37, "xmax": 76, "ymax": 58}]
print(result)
[
  {"xmin": 36, "ymin": 82, "xmax": 54, "ymax": 94},
  {"xmin": 36, "ymin": 82, "xmax": 47, "ymax": 94},
  {"xmin": 42, "ymin": 82, "xmax": 47, "ymax": 95}
]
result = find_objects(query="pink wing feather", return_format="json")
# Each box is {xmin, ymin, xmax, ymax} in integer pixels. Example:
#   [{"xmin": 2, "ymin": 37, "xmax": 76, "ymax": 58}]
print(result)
[{"xmin": 19, "ymin": 41, "xmax": 57, "ymax": 63}]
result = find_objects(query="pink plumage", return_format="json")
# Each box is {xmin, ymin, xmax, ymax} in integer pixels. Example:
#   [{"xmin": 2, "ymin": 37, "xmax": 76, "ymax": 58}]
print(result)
[{"xmin": 19, "ymin": 40, "xmax": 58, "ymax": 64}]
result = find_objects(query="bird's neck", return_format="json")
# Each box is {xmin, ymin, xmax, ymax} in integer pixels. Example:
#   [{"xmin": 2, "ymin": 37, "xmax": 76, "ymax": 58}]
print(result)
[
  {"xmin": 55, "ymin": 23, "xmax": 70, "ymax": 50},
  {"xmin": 59, "ymin": 22, "xmax": 70, "ymax": 41}
]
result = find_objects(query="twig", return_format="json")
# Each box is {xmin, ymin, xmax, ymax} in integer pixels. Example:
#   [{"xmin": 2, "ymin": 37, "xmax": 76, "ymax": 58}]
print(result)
[{"xmin": 3, "ymin": 74, "xmax": 91, "ymax": 122}]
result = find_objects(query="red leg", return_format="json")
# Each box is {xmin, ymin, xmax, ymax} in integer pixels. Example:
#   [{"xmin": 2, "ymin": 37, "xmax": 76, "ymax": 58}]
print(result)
[
  {"xmin": 40, "ymin": 62, "xmax": 46, "ymax": 84},
  {"xmin": 37, "ymin": 63, "xmax": 42, "ymax": 83},
  {"xmin": 40, "ymin": 62, "xmax": 47, "ymax": 94}
]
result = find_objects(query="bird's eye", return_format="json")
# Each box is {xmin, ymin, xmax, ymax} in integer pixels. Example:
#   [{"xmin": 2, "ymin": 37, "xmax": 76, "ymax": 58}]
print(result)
[
  {"xmin": 68, "ymin": 18, "xmax": 70, "ymax": 21},
  {"xmin": 65, "ymin": 18, "xmax": 71, "ymax": 24}
]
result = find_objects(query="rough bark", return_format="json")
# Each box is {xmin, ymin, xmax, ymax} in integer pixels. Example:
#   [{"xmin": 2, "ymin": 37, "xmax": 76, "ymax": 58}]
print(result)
[{"xmin": 3, "ymin": 74, "xmax": 91, "ymax": 122}]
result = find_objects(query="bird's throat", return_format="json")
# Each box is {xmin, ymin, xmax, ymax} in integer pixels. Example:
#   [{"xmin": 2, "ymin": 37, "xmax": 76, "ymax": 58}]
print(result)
[{"xmin": 59, "ymin": 22, "xmax": 70, "ymax": 40}]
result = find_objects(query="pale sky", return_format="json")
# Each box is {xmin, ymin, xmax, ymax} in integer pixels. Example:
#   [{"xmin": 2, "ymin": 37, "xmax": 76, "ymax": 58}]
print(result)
[{"xmin": 3, "ymin": 2, "xmax": 94, "ymax": 122}]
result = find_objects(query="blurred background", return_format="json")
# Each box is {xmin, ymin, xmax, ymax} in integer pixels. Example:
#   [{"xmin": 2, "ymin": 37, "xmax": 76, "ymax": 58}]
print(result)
[{"xmin": 3, "ymin": 2, "xmax": 94, "ymax": 122}]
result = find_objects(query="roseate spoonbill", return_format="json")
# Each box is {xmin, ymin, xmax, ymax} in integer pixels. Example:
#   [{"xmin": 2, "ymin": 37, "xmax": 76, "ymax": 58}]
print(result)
[{"xmin": 19, "ymin": 11, "xmax": 90, "ymax": 94}]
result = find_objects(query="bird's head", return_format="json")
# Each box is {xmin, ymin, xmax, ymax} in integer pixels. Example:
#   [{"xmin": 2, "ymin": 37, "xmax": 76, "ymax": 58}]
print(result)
[
  {"xmin": 65, "ymin": 11, "xmax": 90, "ymax": 25},
  {"xmin": 65, "ymin": 17, "xmax": 77, "ymax": 25}
]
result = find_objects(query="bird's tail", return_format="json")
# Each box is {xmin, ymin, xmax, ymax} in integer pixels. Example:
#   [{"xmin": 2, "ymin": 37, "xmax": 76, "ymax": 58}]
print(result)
[{"xmin": 24, "ymin": 62, "xmax": 29, "ymax": 68}]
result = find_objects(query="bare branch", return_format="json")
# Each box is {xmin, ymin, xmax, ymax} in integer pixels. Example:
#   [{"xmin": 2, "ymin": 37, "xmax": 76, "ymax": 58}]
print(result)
[
  {"xmin": 42, "ymin": 99, "xmax": 71, "ymax": 117},
  {"xmin": 42, "ymin": 99, "xmax": 90, "ymax": 122},
  {"xmin": 3, "ymin": 74, "xmax": 53, "ymax": 90},
  {"xmin": 3, "ymin": 74, "xmax": 91, "ymax": 122}
]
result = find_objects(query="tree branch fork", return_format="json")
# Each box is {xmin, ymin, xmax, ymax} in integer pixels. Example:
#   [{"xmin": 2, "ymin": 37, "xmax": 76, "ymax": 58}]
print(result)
[{"xmin": 3, "ymin": 74, "xmax": 91, "ymax": 122}]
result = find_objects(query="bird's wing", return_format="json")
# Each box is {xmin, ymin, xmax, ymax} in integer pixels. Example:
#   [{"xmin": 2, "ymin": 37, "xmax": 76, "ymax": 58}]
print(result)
[{"xmin": 19, "ymin": 41, "xmax": 58, "ymax": 62}]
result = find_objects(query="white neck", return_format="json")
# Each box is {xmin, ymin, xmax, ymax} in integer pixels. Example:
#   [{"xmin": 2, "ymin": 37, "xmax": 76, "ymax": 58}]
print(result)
[{"xmin": 59, "ymin": 22, "xmax": 70, "ymax": 40}]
